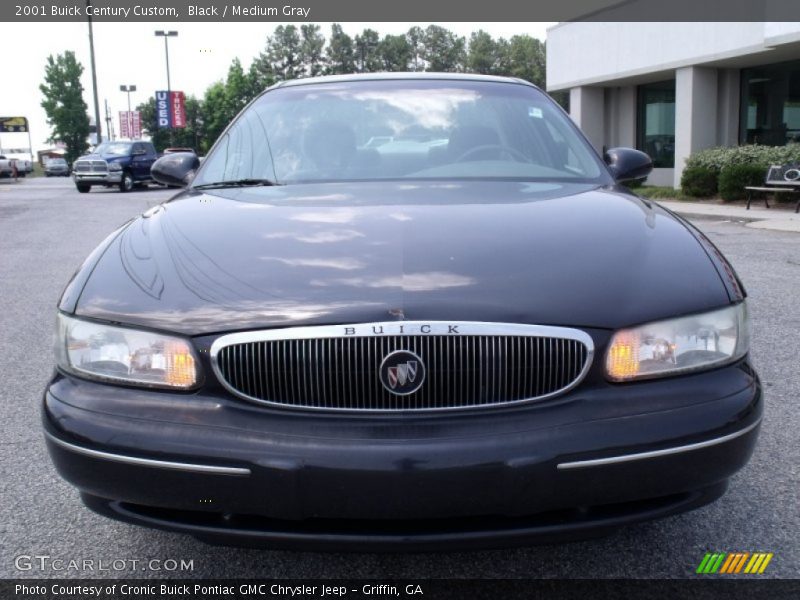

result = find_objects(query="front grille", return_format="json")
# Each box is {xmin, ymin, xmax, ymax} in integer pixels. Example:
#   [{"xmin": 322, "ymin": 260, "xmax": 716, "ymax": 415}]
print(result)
[
  {"xmin": 74, "ymin": 160, "xmax": 107, "ymax": 173},
  {"xmin": 212, "ymin": 322, "xmax": 593, "ymax": 411}
]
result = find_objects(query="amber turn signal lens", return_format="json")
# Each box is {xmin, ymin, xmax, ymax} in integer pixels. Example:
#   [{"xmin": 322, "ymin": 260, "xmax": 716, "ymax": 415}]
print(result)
[
  {"xmin": 606, "ymin": 331, "xmax": 640, "ymax": 381},
  {"xmin": 165, "ymin": 340, "xmax": 197, "ymax": 387}
]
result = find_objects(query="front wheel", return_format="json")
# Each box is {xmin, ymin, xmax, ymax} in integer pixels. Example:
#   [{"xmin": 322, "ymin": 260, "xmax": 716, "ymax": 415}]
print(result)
[
  {"xmin": 119, "ymin": 171, "xmax": 134, "ymax": 193},
  {"xmin": 76, "ymin": 184, "xmax": 91, "ymax": 193}
]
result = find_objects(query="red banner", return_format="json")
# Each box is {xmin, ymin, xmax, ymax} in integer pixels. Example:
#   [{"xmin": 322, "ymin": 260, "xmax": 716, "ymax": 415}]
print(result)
[
  {"xmin": 131, "ymin": 111, "xmax": 142, "ymax": 138},
  {"xmin": 119, "ymin": 111, "xmax": 130, "ymax": 138},
  {"xmin": 155, "ymin": 91, "xmax": 187, "ymax": 129},
  {"xmin": 119, "ymin": 111, "xmax": 142, "ymax": 139},
  {"xmin": 170, "ymin": 91, "xmax": 186, "ymax": 128}
]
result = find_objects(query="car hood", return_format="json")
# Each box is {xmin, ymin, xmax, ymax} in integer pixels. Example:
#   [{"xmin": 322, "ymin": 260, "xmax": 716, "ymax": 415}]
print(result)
[
  {"xmin": 73, "ymin": 181, "xmax": 730, "ymax": 335},
  {"xmin": 77, "ymin": 153, "xmax": 126, "ymax": 162}
]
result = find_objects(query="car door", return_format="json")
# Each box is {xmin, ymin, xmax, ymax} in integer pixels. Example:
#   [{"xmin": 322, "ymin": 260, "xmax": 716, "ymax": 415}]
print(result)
[{"xmin": 131, "ymin": 143, "xmax": 154, "ymax": 180}]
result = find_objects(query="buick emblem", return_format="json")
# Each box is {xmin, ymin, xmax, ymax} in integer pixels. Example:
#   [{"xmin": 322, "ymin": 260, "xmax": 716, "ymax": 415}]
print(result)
[{"xmin": 379, "ymin": 350, "xmax": 426, "ymax": 396}]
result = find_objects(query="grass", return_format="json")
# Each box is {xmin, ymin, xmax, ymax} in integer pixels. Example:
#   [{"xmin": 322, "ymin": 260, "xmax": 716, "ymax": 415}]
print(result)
[{"xmin": 633, "ymin": 186, "xmax": 692, "ymax": 200}]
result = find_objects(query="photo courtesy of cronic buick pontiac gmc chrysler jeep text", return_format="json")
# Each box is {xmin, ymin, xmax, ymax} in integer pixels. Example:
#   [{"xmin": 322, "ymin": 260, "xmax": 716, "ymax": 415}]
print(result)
[{"xmin": 44, "ymin": 74, "xmax": 761, "ymax": 550}]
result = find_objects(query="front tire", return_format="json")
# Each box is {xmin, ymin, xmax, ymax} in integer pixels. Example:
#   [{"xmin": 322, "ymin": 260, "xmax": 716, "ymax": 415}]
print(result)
[
  {"xmin": 119, "ymin": 171, "xmax": 134, "ymax": 193},
  {"xmin": 76, "ymin": 184, "xmax": 91, "ymax": 193}
]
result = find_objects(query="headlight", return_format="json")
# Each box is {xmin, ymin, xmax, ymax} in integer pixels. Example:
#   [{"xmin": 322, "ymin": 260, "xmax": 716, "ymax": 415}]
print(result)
[
  {"xmin": 56, "ymin": 314, "xmax": 199, "ymax": 389},
  {"xmin": 108, "ymin": 162, "xmax": 122, "ymax": 171},
  {"xmin": 606, "ymin": 303, "xmax": 749, "ymax": 381}
]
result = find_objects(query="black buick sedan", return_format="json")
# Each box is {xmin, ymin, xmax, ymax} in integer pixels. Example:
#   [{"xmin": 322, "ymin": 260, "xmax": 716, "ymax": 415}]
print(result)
[{"xmin": 44, "ymin": 74, "xmax": 761, "ymax": 550}]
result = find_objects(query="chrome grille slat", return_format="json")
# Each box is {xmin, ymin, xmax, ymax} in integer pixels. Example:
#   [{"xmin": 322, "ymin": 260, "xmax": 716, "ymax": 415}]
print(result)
[
  {"xmin": 211, "ymin": 322, "xmax": 593, "ymax": 412},
  {"xmin": 74, "ymin": 159, "xmax": 108, "ymax": 173}
]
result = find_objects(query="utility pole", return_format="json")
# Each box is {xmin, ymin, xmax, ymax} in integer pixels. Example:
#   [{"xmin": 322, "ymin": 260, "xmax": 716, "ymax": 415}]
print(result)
[
  {"xmin": 86, "ymin": 0, "xmax": 102, "ymax": 144},
  {"xmin": 104, "ymin": 99, "xmax": 113, "ymax": 141}
]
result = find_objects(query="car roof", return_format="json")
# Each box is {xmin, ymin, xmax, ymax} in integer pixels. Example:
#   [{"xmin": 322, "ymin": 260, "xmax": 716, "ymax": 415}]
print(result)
[{"xmin": 273, "ymin": 72, "xmax": 539, "ymax": 90}]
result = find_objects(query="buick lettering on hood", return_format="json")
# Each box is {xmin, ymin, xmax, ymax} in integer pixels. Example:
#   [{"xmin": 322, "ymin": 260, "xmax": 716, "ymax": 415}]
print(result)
[{"xmin": 44, "ymin": 74, "xmax": 761, "ymax": 550}]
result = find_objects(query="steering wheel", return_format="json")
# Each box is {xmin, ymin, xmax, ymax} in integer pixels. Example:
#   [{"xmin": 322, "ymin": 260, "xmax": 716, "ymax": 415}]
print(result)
[{"xmin": 455, "ymin": 144, "xmax": 529, "ymax": 163}]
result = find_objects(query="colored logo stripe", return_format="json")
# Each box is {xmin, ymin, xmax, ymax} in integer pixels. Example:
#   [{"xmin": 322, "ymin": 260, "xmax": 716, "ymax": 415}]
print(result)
[
  {"xmin": 697, "ymin": 552, "xmax": 773, "ymax": 574},
  {"xmin": 745, "ymin": 553, "xmax": 773, "ymax": 574}
]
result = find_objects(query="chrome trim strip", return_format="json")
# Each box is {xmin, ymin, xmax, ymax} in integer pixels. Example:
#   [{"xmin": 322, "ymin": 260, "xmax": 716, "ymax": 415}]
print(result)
[
  {"xmin": 44, "ymin": 432, "xmax": 251, "ymax": 476},
  {"xmin": 556, "ymin": 419, "xmax": 762, "ymax": 470},
  {"xmin": 210, "ymin": 321, "xmax": 595, "ymax": 413},
  {"xmin": 211, "ymin": 321, "xmax": 596, "ymax": 344}
]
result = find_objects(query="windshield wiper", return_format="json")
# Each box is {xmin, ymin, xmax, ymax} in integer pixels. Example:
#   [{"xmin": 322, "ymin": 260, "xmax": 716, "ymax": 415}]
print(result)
[{"xmin": 193, "ymin": 178, "xmax": 281, "ymax": 190}]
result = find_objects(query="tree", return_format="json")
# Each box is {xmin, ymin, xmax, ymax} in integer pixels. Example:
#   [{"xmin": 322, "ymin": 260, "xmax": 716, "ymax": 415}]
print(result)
[
  {"xmin": 39, "ymin": 51, "xmax": 90, "ymax": 164},
  {"xmin": 406, "ymin": 26, "xmax": 425, "ymax": 71},
  {"xmin": 224, "ymin": 58, "xmax": 251, "ymax": 117},
  {"xmin": 354, "ymin": 29, "xmax": 381, "ymax": 72},
  {"xmin": 467, "ymin": 30, "xmax": 499, "ymax": 74},
  {"xmin": 137, "ymin": 94, "xmax": 203, "ymax": 152},
  {"xmin": 503, "ymin": 35, "xmax": 546, "ymax": 87},
  {"xmin": 202, "ymin": 60, "xmax": 252, "ymax": 146},
  {"xmin": 379, "ymin": 34, "xmax": 412, "ymax": 72},
  {"xmin": 325, "ymin": 24, "xmax": 356, "ymax": 74},
  {"xmin": 244, "ymin": 61, "xmax": 271, "ymax": 100},
  {"xmin": 201, "ymin": 82, "xmax": 228, "ymax": 148},
  {"xmin": 422, "ymin": 25, "xmax": 465, "ymax": 72},
  {"xmin": 250, "ymin": 46, "xmax": 277, "ymax": 93},
  {"xmin": 136, "ymin": 97, "xmax": 167, "ymax": 150},
  {"xmin": 300, "ymin": 24, "xmax": 326, "ymax": 77},
  {"xmin": 182, "ymin": 95, "xmax": 203, "ymax": 152},
  {"xmin": 263, "ymin": 25, "xmax": 302, "ymax": 80}
]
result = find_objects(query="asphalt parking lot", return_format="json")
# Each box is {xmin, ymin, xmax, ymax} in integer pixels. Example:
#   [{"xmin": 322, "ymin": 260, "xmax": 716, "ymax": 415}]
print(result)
[{"xmin": 1, "ymin": 176, "xmax": 797, "ymax": 579}]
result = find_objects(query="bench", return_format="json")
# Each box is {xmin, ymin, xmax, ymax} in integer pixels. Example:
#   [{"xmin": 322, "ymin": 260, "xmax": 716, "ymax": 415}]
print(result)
[{"xmin": 745, "ymin": 164, "xmax": 800, "ymax": 213}]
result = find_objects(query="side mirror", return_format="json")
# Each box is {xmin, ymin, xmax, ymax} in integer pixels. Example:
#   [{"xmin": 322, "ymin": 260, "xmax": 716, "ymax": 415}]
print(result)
[
  {"xmin": 604, "ymin": 147, "xmax": 653, "ymax": 183},
  {"xmin": 151, "ymin": 152, "xmax": 200, "ymax": 187}
]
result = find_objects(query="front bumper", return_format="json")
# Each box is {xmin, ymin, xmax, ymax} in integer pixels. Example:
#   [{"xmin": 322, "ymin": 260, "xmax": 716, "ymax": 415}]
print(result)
[
  {"xmin": 73, "ymin": 172, "xmax": 122, "ymax": 184},
  {"xmin": 43, "ymin": 361, "xmax": 762, "ymax": 550}
]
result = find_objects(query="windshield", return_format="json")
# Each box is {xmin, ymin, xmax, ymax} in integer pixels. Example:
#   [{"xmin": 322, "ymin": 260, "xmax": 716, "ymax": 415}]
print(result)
[
  {"xmin": 50, "ymin": 159, "xmax": 67, "ymax": 165},
  {"xmin": 194, "ymin": 79, "xmax": 607, "ymax": 187},
  {"xmin": 94, "ymin": 142, "xmax": 133, "ymax": 156}
]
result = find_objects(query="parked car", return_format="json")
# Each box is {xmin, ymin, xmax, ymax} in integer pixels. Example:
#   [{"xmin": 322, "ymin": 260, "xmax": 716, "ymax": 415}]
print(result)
[
  {"xmin": 162, "ymin": 147, "xmax": 196, "ymax": 155},
  {"xmin": 44, "ymin": 157, "xmax": 70, "ymax": 177},
  {"xmin": 45, "ymin": 73, "xmax": 761, "ymax": 550},
  {"xmin": 72, "ymin": 140, "xmax": 158, "ymax": 193}
]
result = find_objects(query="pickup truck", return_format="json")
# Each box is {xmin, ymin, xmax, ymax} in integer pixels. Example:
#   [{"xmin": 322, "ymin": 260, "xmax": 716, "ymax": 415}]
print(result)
[
  {"xmin": 0, "ymin": 155, "xmax": 15, "ymax": 177},
  {"xmin": 0, "ymin": 154, "xmax": 32, "ymax": 177},
  {"xmin": 72, "ymin": 140, "xmax": 158, "ymax": 193}
]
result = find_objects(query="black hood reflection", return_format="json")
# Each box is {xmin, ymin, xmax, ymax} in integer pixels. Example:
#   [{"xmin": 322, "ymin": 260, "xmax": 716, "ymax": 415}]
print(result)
[{"xmin": 75, "ymin": 181, "xmax": 730, "ymax": 335}]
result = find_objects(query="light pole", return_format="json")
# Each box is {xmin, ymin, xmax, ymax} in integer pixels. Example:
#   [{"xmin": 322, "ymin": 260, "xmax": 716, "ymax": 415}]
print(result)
[
  {"xmin": 154, "ymin": 30, "xmax": 178, "ymax": 93},
  {"xmin": 119, "ymin": 84, "xmax": 136, "ymax": 139},
  {"xmin": 154, "ymin": 30, "xmax": 178, "ymax": 144},
  {"xmin": 86, "ymin": 0, "xmax": 102, "ymax": 144}
]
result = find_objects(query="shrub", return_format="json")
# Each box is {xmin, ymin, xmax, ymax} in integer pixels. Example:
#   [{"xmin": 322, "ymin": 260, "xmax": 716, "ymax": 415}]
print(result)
[
  {"xmin": 625, "ymin": 178, "xmax": 644, "ymax": 189},
  {"xmin": 684, "ymin": 143, "xmax": 800, "ymax": 173},
  {"xmin": 680, "ymin": 165, "xmax": 718, "ymax": 197},
  {"xmin": 718, "ymin": 164, "xmax": 766, "ymax": 201}
]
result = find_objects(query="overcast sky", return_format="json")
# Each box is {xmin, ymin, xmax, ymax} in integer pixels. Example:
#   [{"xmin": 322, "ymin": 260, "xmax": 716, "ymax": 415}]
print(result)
[{"xmin": 1, "ymin": 22, "xmax": 553, "ymax": 154}]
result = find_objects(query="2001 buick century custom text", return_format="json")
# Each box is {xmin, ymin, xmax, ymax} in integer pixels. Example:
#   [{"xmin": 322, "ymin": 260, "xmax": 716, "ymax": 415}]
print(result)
[{"xmin": 44, "ymin": 74, "xmax": 762, "ymax": 550}]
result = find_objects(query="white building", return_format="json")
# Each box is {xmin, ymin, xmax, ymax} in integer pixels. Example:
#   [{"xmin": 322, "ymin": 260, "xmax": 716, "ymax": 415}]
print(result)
[{"xmin": 546, "ymin": 22, "xmax": 800, "ymax": 187}]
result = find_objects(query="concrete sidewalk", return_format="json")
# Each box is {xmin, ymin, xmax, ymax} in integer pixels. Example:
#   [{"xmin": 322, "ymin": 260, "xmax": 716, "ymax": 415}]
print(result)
[{"xmin": 656, "ymin": 200, "xmax": 800, "ymax": 233}]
